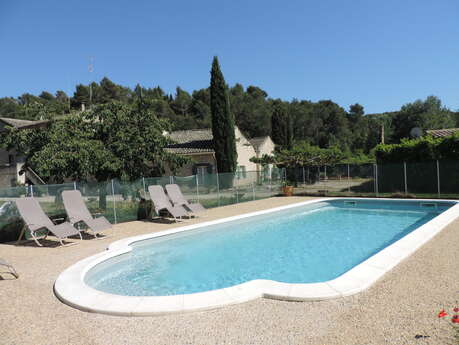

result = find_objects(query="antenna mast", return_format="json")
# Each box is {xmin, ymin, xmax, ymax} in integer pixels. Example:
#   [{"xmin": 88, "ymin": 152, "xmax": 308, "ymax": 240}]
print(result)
[{"xmin": 88, "ymin": 56, "xmax": 94, "ymax": 107}]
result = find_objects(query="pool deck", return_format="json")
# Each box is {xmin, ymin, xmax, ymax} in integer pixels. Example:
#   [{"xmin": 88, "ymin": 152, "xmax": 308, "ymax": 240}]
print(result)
[{"xmin": 1, "ymin": 196, "xmax": 458, "ymax": 345}]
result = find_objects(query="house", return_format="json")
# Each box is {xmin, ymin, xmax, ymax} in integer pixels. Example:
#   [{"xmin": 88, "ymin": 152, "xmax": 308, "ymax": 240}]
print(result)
[
  {"xmin": 426, "ymin": 128, "xmax": 459, "ymax": 138},
  {"xmin": 0, "ymin": 117, "xmax": 49, "ymax": 187},
  {"xmin": 165, "ymin": 127, "xmax": 275, "ymax": 179}
]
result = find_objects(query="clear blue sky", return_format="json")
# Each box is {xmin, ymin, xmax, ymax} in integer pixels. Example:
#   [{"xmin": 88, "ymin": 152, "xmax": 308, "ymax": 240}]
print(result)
[{"xmin": 1, "ymin": 0, "xmax": 458, "ymax": 113}]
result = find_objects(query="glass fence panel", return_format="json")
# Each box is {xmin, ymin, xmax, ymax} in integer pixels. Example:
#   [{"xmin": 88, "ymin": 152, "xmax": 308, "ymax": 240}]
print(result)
[
  {"xmin": 0, "ymin": 188, "xmax": 25, "ymax": 242},
  {"xmin": 439, "ymin": 160, "xmax": 459, "ymax": 198},
  {"xmin": 253, "ymin": 169, "xmax": 273, "ymax": 200},
  {"xmin": 406, "ymin": 161, "xmax": 438, "ymax": 197},
  {"xmin": 235, "ymin": 171, "xmax": 256, "ymax": 203},
  {"xmin": 76, "ymin": 181, "xmax": 114, "ymax": 223},
  {"xmin": 144, "ymin": 176, "xmax": 170, "ymax": 189},
  {"xmin": 173, "ymin": 175, "xmax": 198, "ymax": 204},
  {"xmin": 377, "ymin": 163, "xmax": 404, "ymax": 195},
  {"xmin": 2, "ymin": 159, "xmax": 459, "ymax": 243},
  {"xmin": 33, "ymin": 183, "xmax": 75, "ymax": 218},
  {"xmin": 318, "ymin": 164, "xmax": 349, "ymax": 195},
  {"xmin": 196, "ymin": 174, "xmax": 219, "ymax": 208},
  {"xmin": 349, "ymin": 164, "xmax": 375, "ymax": 195},
  {"xmin": 112, "ymin": 179, "xmax": 145, "ymax": 223},
  {"xmin": 217, "ymin": 172, "xmax": 237, "ymax": 207}
]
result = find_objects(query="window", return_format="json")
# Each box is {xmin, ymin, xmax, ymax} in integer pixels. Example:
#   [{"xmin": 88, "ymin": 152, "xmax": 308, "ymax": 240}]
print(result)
[
  {"xmin": 196, "ymin": 166, "xmax": 208, "ymax": 176},
  {"xmin": 236, "ymin": 165, "xmax": 247, "ymax": 179},
  {"xmin": 193, "ymin": 163, "xmax": 213, "ymax": 185}
]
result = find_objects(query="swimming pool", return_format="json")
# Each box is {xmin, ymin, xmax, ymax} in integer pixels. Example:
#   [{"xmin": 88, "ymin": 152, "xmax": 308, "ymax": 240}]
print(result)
[{"xmin": 55, "ymin": 198, "xmax": 459, "ymax": 316}]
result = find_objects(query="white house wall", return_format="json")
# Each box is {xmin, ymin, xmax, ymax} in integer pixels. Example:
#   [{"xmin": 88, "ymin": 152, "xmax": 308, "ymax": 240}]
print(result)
[{"xmin": 235, "ymin": 127, "xmax": 257, "ymax": 172}]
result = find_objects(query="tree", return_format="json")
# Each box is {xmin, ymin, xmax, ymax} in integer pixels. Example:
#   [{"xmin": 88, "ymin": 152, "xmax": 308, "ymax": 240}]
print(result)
[
  {"xmin": 230, "ymin": 85, "xmax": 272, "ymax": 138},
  {"xmin": 71, "ymin": 84, "xmax": 90, "ymax": 109},
  {"xmin": 0, "ymin": 97, "xmax": 21, "ymax": 117},
  {"xmin": 210, "ymin": 56, "xmax": 237, "ymax": 173},
  {"xmin": 251, "ymin": 142, "xmax": 344, "ymax": 168},
  {"xmin": 271, "ymin": 100, "xmax": 292, "ymax": 149},
  {"xmin": 347, "ymin": 103, "xmax": 368, "ymax": 151},
  {"xmin": 312, "ymin": 100, "xmax": 351, "ymax": 150},
  {"xmin": 392, "ymin": 96, "xmax": 455, "ymax": 142},
  {"xmin": 1, "ymin": 101, "xmax": 188, "ymax": 208}
]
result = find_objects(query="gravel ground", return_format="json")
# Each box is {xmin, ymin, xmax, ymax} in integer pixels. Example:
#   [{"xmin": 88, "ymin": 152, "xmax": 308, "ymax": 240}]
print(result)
[{"xmin": 0, "ymin": 196, "xmax": 458, "ymax": 345}]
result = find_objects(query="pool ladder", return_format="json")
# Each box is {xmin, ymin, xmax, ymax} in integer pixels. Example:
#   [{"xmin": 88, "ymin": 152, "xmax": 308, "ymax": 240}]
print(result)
[
  {"xmin": 343, "ymin": 200, "xmax": 357, "ymax": 207},
  {"xmin": 420, "ymin": 202, "xmax": 437, "ymax": 210}
]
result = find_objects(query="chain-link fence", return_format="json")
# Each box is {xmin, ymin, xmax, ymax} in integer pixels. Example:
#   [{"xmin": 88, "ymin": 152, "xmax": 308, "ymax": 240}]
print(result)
[
  {"xmin": 287, "ymin": 159, "xmax": 459, "ymax": 198},
  {"xmin": 0, "ymin": 168, "xmax": 283, "ymax": 242}
]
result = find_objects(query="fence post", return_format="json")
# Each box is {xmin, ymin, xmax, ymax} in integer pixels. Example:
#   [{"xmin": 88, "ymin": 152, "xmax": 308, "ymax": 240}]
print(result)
[
  {"xmin": 347, "ymin": 164, "xmax": 350, "ymax": 193},
  {"xmin": 142, "ymin": 177, "xmax": 146, "ymax": 193},
  {"xmin": 436, "ymin": 160, "xmax": 440, "ymax": 198},
  {"xmin": 111, "ymin": 179, "xmax": 117, "ymax": 224},
  {"xmin": 302, "ymin": 167, "xmax": 305, "ymax": 186},
  {"xmin": 235, "ymin": 174, "xmax": 239, "ymax": 203},
  {"xmin": 374, "ymin": 164, "xmax": 379, "ymax": 197},
  {"xmin": 216, "ymin": 172, "xmax": 221, "ymax": 206},
  {"xmin": 30, "ymin": 185, "xmax": 34, "ymax": 197},
  {"xmin": 268, "ymin": 171, "xmax": 272, "ymax": 197},
  {"xmin": 195, "ymin": 174, "xmax": 200, "ymax": 203},
  {"xmin": 403, "ymin": 162, "xmax": 407, "ymax": 195},
  {"xmin": 73, "ymin": 181, "xmax": 77, "ymax": 190},
  {"xmin": 252, "ymin": 181, "xmax": 255, "ymax": 201}
]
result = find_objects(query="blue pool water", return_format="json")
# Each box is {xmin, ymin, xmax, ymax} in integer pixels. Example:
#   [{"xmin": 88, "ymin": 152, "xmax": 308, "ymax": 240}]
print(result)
[{"xmin": 85, "ymin": 199, "xmax": 454, "ymax": 296}]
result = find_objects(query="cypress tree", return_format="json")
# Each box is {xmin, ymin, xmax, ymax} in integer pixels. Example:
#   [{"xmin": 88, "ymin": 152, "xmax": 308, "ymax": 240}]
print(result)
[
  {"xmin": 271, "ymin": 100, "xmax": 292, "ymax": 149},
  {"xmin": 210, "ymin": 56, "xmax": 237, "ymax": 173}
]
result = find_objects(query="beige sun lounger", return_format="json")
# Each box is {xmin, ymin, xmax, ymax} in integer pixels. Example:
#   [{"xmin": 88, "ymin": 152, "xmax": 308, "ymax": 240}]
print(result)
[
  {"xmin": 0, "ymin": 258, "xmax": 18, "ymax": 278},
  {"xmin": 15, "ymin": 198, "xmax": 81, "ymax": 247},
  {"xmin": 165, "ymin": 184, "xmax": 206, "ymax": 215},
  {"xmin": 62, "ymin": 190, "xmax": 112, "ymax": 238},
  {"xmin": 148, "ymin": 185, "xmax": 188, "ymax": 221}
]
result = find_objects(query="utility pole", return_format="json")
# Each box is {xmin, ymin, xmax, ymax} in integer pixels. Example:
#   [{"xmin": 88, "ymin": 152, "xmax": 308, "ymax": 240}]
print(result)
[{"xmin": 380, "ymin": 124, "xmax": 385, "ymax": 144}]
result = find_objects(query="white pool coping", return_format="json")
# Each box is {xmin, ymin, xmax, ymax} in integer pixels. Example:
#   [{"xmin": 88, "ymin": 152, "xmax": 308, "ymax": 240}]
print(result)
[{"xmin": 54, "ymin": 197, "xmax": 459, "ymax": 316}]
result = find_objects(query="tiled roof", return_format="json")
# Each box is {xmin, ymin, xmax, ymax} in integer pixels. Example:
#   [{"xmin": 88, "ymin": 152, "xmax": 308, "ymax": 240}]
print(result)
[
  {"xmin": 0, "ymin": 117, "xmax": 50, "ymax": 129},
  {"xmin": 426, "ymin": 128, "xmax": 459, "ymax": 138},
  {"xmin": 249, "ymin": 136, "xmax": 269, "ymax": 150},
  {"xmin": 165, "ymin": 129, "xmax": 214, "ymax": 154}
]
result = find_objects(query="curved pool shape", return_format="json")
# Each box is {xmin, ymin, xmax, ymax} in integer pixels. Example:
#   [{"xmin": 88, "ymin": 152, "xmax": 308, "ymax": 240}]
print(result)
[{"xmin": 55, "ymin": 198, "xmax": 459, "ymax": 316}]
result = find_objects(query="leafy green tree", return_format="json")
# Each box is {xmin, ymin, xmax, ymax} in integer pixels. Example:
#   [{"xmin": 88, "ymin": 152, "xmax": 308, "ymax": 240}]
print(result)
[
  {"xmin": 312, "ymin": 100, "xmax": 351, "ymax": 149},
  {"xmin": 289, "ymin": 99, "xmax": 315, "ymax": 141},
  {"xmin": 99, "ymin": 77, "xmax": 130, "ymax": 103},
  {"xmin": 88, "ymin": 101, "xmax": 187, "ymax": 180},
  {"xmin": 230, "ymin": 84, "xmax": 272, "ymax": 138},
  {"xmin": 210, "ymin": 56, "xmax": 237, "ymax": 173},
  {"xmin": 1, "ymin": 101, "xmax": 186, "ymax": 181},
  {"xmin": 170, "ymin": 87, "xmax": 192, "ymax": 116},
  {"xmin": 0, "ymin": 97, "xmax": 21, "ymax": 117},
  {"xmin": 38, "ymin": 91, "xmax": 55, "ymax": 101},
  {"xmin": 251, "ymin": 141, "xmax": 344, "ymax": 167},
  {"xmin": 392, "ymin": 96, "xmax": 455, "ymax": 142},
  {"xmin": 71, "ymin": 84, "xmax": 90, "ymax": 109}
]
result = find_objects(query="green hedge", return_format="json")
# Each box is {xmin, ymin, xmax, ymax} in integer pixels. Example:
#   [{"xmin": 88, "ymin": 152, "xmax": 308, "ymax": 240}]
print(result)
[{"xmin": 375, "ymin": 134, "xmax": 459, "ymax": 163}]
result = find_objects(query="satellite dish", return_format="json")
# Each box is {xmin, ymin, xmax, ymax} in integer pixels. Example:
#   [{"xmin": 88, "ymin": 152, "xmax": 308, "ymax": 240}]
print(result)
[{"xmin": 410, "ymin": 127, "xmax": 423, "ymax": 138}]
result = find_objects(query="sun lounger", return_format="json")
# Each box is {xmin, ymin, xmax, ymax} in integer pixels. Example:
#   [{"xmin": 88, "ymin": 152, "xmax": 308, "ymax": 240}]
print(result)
[
  {"xmin": 0, "ymin": 258, "xmax": 18, "ymax": 278},
  {"xmin": 165, "ymin": 184, "xmax": 206, "ymax": 215},
  {"xmin": 62, "ymin": 190, "xmax": 112, "ymax": 238},
  {"xmin": 15, "ymin": 198, "xmax": 81, "ymax": 247},
  {"xmin": 148, "ymin": 185, "xmax": 188, "ymax": 221}
]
